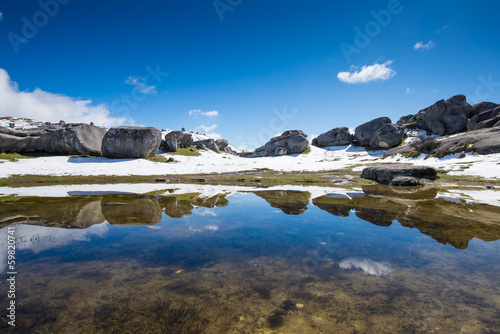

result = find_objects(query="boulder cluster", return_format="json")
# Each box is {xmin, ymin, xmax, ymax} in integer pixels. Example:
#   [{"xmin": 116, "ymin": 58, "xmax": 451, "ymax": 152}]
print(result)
[
  {"xmin": 312, "ymin": 94, "xmax": 500, "ymax": 152},
  {"xmin": 1, "ymin": 94, "xmax": 499, "ymax": 159},
  {"xmin": 0, "ymin": 123, "xmax": 161, "ymax": 159}
]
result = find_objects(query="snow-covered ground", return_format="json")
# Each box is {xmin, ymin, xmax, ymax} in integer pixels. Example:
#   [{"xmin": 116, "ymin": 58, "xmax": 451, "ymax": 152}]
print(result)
[{"xmin": 1, "ymin": 144, "xmax": 499, "ymax": 179}]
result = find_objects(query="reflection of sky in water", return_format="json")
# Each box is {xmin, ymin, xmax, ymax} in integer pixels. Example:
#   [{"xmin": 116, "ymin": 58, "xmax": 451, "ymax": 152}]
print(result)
[
  {"xmin": 339, "ymin": 258, "xmax": 393, "ymax": 277},
  {"xmin": 0, "ymin": 192, "xmax": 499, "ymax": 332},
  {"xmin": 0, "ymin": 223, "xmax": 109, "ymax": 271}
]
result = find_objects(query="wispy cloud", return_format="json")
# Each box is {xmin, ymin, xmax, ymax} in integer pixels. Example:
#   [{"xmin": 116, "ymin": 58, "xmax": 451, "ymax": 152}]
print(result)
[
  {"xmin": 339, "ymin": 258, "xmax": 393, "ymax": 277},
  {"xmin": 406, "ymin": 87, "xmax": 414, "ymax": 95},
  {"xmin": 337, "ymin": 60, "xmax": 396, "ymax": 84},
  {"xmin": 0, "ymin": 12, "xmax": 4, "ymax": 21},
  {"xmin": 413, "ymin": 40, "xmax": 435, "ymax": 50},
  {"xmin": 435, "ymin": 25, "xmax": 448, "ymax": 35},
  {"xmin": 0, "ymin": 68, "xmax": 133, "ymax": 127},
  {"xmin": 188, "ymin": 109, "xmax": 219, "ymax": 117},
  {"xmin": 125, "ymin": 76, "xmax": 157, "ymax": 95},
  {"xmin": 195, "ymin": 124, "xmax": 221, "ymax": 139}
]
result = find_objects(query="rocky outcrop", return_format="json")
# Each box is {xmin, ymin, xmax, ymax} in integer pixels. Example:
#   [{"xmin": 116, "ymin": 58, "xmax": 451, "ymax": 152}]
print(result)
[
  {"xmin": 368, "ymin": 123, "xmax": 404, "ymax": 149},
  {"xmin": 239, "ymin": 130, "xmax": 308, "ymax": 157},
  {"xmin": 468, "ymin": 106, "xmax": 500, "ymax": 130},
  {"xmin": 160, "ymin": 131, "xmax": 195, "ymax": 152},
  {"xmin": 385, "ymin": 127, "xmax": 500, "ymax": 157},
  {"xmin": 398, "ymin": 94, "xmax": 472, "ymax": 135},
  {"xmin": 0, "ymin": 123, "xmax": 107, "ymax": 156},
  {"xmin": 102, "ymin": 126, "xmax": 161, "ymax": 158},
  {"xmin": 160, "ymin": 131, "xmax": 231, "ymax": 154},
  {"xmin": 354, "ymin": 117, "xmax": 391, "ymax": 147},
  {"xmin": 361, "ymin": 164, "xmax": 437, "ymax": 185},
  {"xmin": 467, "ymin": 102, "xmax": 499, "ymax": 118},
  {"xmin": 312, "ymin": 127, "xmax": 353, "ymax": 147}
]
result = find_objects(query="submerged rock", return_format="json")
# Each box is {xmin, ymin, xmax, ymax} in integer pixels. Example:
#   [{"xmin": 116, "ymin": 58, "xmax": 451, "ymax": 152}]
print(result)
[
  {"xmin": 390, "ymin": 176, "xmax": 421, "ymax": 187},
  {"xmin": 361, "ymin": 164, "xmax": 437, "ymax": 185}
]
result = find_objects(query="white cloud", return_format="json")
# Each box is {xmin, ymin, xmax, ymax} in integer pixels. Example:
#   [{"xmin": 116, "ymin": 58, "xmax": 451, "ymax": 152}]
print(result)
[
  {"xmin": 203, "ymin": 110, "xmax": 219, "ymax": 117},
  {"xmin": 406, "ymin": 87, "xmax": 414, "ymax": 95},
  {"xmin": 0, "ymin": 12, "xmax": 3, "ymax": 21},
  {"xmin": 125, "ymin": 76, "xmax": 157, "ymax": 95},
  {"xmin": 188, "ymin": 109, "xmax": 219, "ymax": 117},
  {"xmin": 339, "ymin": 258, "xmax": 393, "ymax": 277},
  {"xmin": 195, "ymin": 208, "xmax": 218, "ymax": 217},
  {"xmin": 337, "ymin": 60, "xmax": 396, "ymax": 84},
  {"xmin": 413, "ymin": 40, "xmax": 435, "ymax": 50},
  {"xmin": 435, "ymin": 25, "xmax": 448, "ymax": 35},
  {"xmin": 0, "ymin": 68, "xmax": 133, "ymax": 127},
  {"xmin": 195, "ymin": 124, "xmax": 222, "ymax": 139}
]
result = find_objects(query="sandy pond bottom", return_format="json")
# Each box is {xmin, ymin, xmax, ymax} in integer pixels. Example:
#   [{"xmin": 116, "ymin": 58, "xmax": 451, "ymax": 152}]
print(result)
[{"xmin": 0, "ymin": 188, "xmax": 499, "ymax": 333}]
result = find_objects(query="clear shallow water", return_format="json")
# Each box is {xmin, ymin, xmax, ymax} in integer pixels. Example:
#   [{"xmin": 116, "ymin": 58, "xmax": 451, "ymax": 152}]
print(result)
[{"xmin": 0, "ymin": 186, "xmax": 499, "ymax": 333}]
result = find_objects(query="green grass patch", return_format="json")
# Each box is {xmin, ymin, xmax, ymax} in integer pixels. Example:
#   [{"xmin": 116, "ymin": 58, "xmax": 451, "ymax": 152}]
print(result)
[
  {"xmin": 300, "ymin": 144, "xmax": 311, "ymax": 155},
  {"xmin": 144, "ymin": 155, "xmax": 171, "ymax": 163},
  {"xmin": 166, "ymin": 146, "xmax": 201, "ymax": 157}
]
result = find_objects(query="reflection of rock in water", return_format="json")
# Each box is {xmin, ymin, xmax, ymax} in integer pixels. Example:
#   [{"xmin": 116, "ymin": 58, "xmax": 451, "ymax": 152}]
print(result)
[
  {"xmin": 0, "ymin": 197, "xmax": 105, "ymax": 228},
  {"xmin": 254, "ymin": 190, "xmax": 311, "ymax": 215},
  {"xmin": 158, "ymin": 193, "xmax": 229, "ymax": 218},
  {"xmin": 159, "ymin": 196, "xmax": 195, "ymax": 218},
  {"xmin": 101, "ymin": 195, "xmax": 162, "ymax": 225},
  {"xmin": 313, "ymin": 186, "xmax": 500, "ymax": 249}
]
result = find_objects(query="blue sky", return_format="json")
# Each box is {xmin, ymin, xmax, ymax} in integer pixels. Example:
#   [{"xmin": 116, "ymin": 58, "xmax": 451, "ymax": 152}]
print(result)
[{"xmin": 1, "ymin": 0, "xmax": 499, "ymax": 149}]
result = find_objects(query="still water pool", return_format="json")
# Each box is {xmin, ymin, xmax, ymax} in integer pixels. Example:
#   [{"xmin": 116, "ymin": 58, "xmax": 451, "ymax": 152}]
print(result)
[{"xmin": 1, "ymin": 185, "xmax": 499, "ymax": 333}]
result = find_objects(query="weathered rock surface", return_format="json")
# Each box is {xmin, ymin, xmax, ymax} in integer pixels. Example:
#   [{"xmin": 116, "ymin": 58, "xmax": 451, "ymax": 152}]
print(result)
[
  {"xmin": 368, "ymin": 123, "xmax": 404, "ymax": 148},
  {"xmin": 390, "ymin": 176, "xmax": 420, "ymax": 187},
  {"xmin": 160, "ymin": 131, "xmax": 194, "ymax": 152},
  {"xmin": 312, "ymin": 127, "xmax": 353, "ymax": 147},
  {"xmin": 0, "ymin": 123, "xmax": 107, "ymax": 156},
  {"xmin": 354, "ymin": 117, "xmax": 391, "ymax": 146},
  {"xmin": 361, "ymin": 164, "xmax": 437, "ymax": 185},
  {"xmin": 468, "ymin": 106, "xmax": 500, "ymax": 130},
  {"xmin": 102, "ymin": 126, "xmax": 161, "ymax": 158},
  {"xmin": 385, "ymin": 127, "xmax": 500, "ymax": 157},
  {"xmin": 467, "ymin": 102, "xmax": 499, "ymax": 118},
  {"xmin": 240, "ymin": 130, "xmax": 308, "ymax": 157},
  {"xmin": 398, "ymin": 94, "xmax": 472, "ymax": 135}
]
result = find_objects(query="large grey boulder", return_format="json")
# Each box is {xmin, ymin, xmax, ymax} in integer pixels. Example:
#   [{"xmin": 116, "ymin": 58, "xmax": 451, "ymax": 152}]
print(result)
[
  {"xmin": 160, "ymin": 131, "xmax": 195, "ymax": 152},
  {"xmin": 0, "ymin": 123, "xmax": 106, "ymax": 156},
  {"xmin": 361, "ymin": 164, "xmax": 437, "ymax": 185},
  {"xmin": 402, "ymin": 95, "xmax": 472, "ymax": 135},
  {"xmin": 385, "ymin": 127, "xmax": 500, "ymax": 157},
  {"xmin": 354, "ymin": 117, "xmax": 391, "ymax": 146},
  {"xmin": 240, "ymin": 130, "xmax": 308, "ymax": 157},
  {"xmin": 312, "ymin": 127, "xmax": 353, "ymax": 147},
  {"xmin": 368, "ymin": 123, "xmax": 404, "ymax": 149},
  {"xmin": 102, "ymin": 126, "xmax": 161, "ymax": 158},
  {"xmin": 468, "ymin": 106, "xmax": 500, "ymax": 130},
  {"xmin": 467, "ymin": 102, "xmax": 499, "ymax": 118}
]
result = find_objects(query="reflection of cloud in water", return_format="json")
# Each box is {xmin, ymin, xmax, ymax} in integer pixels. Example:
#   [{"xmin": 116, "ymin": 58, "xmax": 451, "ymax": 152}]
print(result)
[
  {"xmin": 189, "ymin": 225, "xmax": 219, "ymax": 233},
  {"xmin": 147, "ymin": 226, "xmax": 162, "ymax": 230},
  {"xmin": 194, "ymin": 209, "xmax": 218, "ymax": 217},
  {"xmin": 0, "ymin": 223, "xmax": 109, "ymax": 272},
  {"xmin": 339, "ymin": 258, "xmax": 393, "ymax": 277}
]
